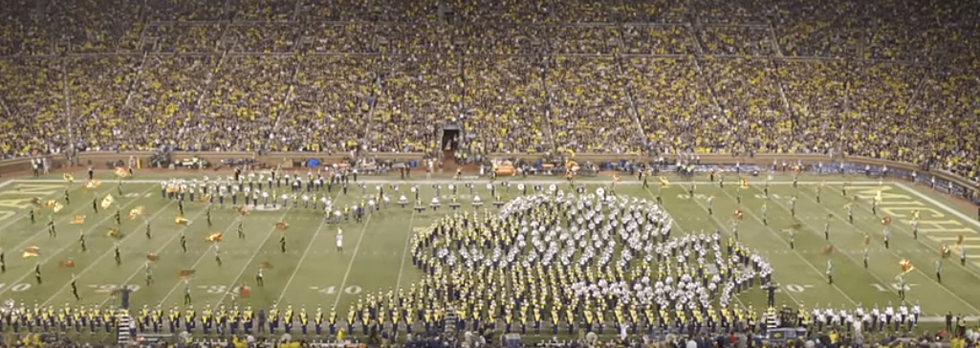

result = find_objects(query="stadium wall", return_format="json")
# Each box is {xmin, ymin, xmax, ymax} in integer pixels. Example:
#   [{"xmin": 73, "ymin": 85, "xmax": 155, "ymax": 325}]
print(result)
[{"xmin": 1, "ymin": 152, "xmax": 975, "ymax": 196}]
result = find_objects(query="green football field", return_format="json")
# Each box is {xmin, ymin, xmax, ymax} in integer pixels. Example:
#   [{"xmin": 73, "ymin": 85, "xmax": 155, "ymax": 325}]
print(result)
[{"xmin": 0, "ymin": 169, "xmax": 978, "ymax": 338}]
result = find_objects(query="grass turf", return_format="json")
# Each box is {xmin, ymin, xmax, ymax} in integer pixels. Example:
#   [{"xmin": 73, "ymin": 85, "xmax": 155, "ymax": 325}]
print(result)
[{"xmin": 1, "ymin": 170, "xmax": 978, "ymax": 340}]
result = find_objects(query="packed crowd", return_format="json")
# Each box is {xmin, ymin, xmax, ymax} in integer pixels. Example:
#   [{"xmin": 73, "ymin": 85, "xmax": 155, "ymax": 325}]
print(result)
[{"xmin": 0, "ymin": 0, "xmax": 978, "ymax": 184}]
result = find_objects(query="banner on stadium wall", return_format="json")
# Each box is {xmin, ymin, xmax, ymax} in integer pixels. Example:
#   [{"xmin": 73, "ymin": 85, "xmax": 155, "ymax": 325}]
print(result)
[{"xmin": 767, "ymin": 327, "xmax": 807, "ymax": 341}]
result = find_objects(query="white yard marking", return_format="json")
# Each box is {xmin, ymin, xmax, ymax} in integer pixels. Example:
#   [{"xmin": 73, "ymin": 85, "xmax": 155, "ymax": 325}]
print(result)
[
  {"xmin": 15, "ymin": 178, "xmax": 885, "ymax": 186},
  {"xmin": 41, "ymin": 195, "xmax": 183, "ymax": 306},
  {"xmin": 650, "ymin": 186, "xmax": 759, "ymax": 308},
  {"xmin": 275, "ymin": 219, "xmax": 327, "ymax": 306},
  {"xmin": 0, "ymin": 180, "xmax": 48, "ymax": 230},
  {"xmin": 393, "ymin": 209, "xmax": 418, "ymax": 291},
  {"xmin": 93, "ymin": 205, "xmax": 222, "ymax": 307},
  {"xmin": 793, "ymin": 185, "xmax": 980, "ymax": 314},
  {"xmin": 271, "ymin": 189, "xmax": 343, "ymax": 305},
  {"xmin": 0, "ymin": 185, "xmax": 159, "ymax": 298},
  {"xmin": 896, "ymin": 183, "xmax": 980, "ymax": 229},
  {"xmin": 721, "ymin": 184, "xmax": 859, "ymax": 306},
  {"xmin": 658, "ymin": 185, "xmax": 802, "ymax": 307},
  {"xmin": 212, "ymin": 206, "xmax": 295, "ymax": 305},
  {"xmin": 0, "ymin": 184, "xmax": 113, "ymax": 262},
  {"xmin": 331, "ymin": 214, "xmax": 374, "ymax": 309},
  {"xmin": 154, "ymin": 219, "xmax": 235, "ymax": 306}
]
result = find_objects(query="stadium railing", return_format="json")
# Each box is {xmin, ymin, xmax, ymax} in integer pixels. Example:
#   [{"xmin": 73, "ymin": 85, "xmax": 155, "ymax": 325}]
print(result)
[{"xmin": 1, "ymin": 151, "xmax": 976, "ymax": 204}]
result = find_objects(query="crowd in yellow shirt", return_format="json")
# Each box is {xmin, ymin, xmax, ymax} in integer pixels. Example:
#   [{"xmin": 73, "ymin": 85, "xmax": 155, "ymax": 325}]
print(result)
[{"xmin": 0, "ymin": 0, "xmax": 978, "ymax": 188}]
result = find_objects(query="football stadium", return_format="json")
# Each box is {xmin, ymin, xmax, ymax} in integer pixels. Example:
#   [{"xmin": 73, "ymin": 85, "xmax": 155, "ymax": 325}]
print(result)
[{"xmin": 0, "ymin": 0, "xmax": 979, "ymax": 347}]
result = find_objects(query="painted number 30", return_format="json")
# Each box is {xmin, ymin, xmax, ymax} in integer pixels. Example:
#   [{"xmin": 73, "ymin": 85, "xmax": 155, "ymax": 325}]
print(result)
[{"xmin": 318, "ymin": 286, "xmax": 362, "ymax": 295}]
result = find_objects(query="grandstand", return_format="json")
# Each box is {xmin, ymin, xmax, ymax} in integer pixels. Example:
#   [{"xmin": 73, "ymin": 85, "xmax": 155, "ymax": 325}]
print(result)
[
  {"xmin": 0, "ymin": 0, "xmax": 976, "ymax": 181},
  {"xmin": 1, "ymin": 0, "xmax": 980, "ymax": 346}
]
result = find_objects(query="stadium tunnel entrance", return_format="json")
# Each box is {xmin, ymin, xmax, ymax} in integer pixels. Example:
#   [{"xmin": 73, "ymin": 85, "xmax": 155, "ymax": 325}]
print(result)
[{"xmin": 441, "ymin": 126, "xmax": 460, "ymax": 152}]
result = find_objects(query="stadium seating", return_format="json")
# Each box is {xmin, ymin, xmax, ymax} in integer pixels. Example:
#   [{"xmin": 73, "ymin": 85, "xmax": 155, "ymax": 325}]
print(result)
[{"xmin": 0, "ymin": 0, "xmax": 976, "ymax": 186}]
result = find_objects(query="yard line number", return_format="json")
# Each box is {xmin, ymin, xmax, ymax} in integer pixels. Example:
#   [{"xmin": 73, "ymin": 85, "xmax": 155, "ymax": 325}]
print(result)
[
  {"xmin": 870, "ymin": 283, "xmax": 917, "ymax": 292},
  {"xmin": 87, "ymin": 284, "xmax": 141, "ymax": 293},
  {"xmin": 313, "ymin": 285, "xmax": 363, "ymax": 295},
  {"xmin": 0, "ymin": 283, "xmax": 32, "ymax": 292}
]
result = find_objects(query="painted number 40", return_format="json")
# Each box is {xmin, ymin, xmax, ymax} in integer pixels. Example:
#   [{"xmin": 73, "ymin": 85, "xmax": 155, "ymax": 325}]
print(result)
[
  {"xmin": 782, "ymin": 284, "xmax": 813, "ymax": 293},
  {"xmin": 871, "ymin": 283, "xmax": 916, "ymax": 292}
]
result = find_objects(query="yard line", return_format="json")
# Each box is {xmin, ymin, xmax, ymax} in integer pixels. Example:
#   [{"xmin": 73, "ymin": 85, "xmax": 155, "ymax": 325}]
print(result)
[
  {"xmin": 750, "ymin": 183, "xmax": 894, "ymax": 302},
  {"xmin": 0, "ymin": 184, "xmax": 158, "ymax": 297},
  {"xmin": 154, "ymin": 214, "xmax": 246, "ymax": 307},
  {"xmin": 331, "ymin": 214, "xmax": 374, "ymax": 309},
  {"xmin": 274, "ymin": 219, "xmax": 327, "ymax": 306},
  {"xmin": 0, "ymin": 184, "xmax": 108, "ymax": 263},
  {"xmin": 895, "ymin": 182, "xmax": 980, "ymax": 278},
  {"xmin": 650, "ymin": 185, "xmax": 800, "ymax": 307},
  {"xmin": 393, "ymin": 209, "xmax": 418, "ymax": 292},
  {"xmin": 793, "ymin": 185, "xmax": 980, "ymax": 314},
  {"xmin": 105, "ymin": 209, "xmax": 241, "ymax": 308},
  {"xmin": 0, "ymin": 181, "xmax": 70, "ymax": 234},
  {"xmin": 715, "ymin": 184, "xmax": 859, "ymax": 306},
  {"xmin": 40, "ymin": 196, "xmax": 182, "ymax": 306},
  {"xmin": 211, "ymin": 206, "xmax": 296, "ymax": 305},
  {"xmin": 16, "ymin": 178, "xmax": 887, "ymax": 186},
  {"xmin": 896, "ymin": 183, "xmax": 980, "ymax": 229},
  {"xmin": 273, "ymin": 189, "xmax": 344, "ymax": 305}
]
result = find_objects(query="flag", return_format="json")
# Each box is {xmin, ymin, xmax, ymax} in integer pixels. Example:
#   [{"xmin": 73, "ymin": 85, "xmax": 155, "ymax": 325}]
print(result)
[
  {"xmin": 740, "ymin": 178, "xmax": 748, "ymax": 189},
  {"xmin": 23, "ymin": 247, "xmax": 39, "ymax": 259},
  {"xmin": 107, "ymin": 228, "xmax": 121, "ymax": 239},
  {"xmin": 63, "ymin": 173, "xmax": 74, "ymax": 184},
  {"xmin": 101, "ymin": 194, "xmax": 114, "ymax": 209},
  {"xmin": 52, "ymin": 202, "xmax": 64, "ymax": 213},
  {"xmin": 881, "ymin": 216, "xmax": 892, "ymax": 225},
  {"xmin": 899, "ymin": 260, "xmax": 914, "ymax": 274},
  {"xmin": 113, "ymin": 167, "xmax": 130, "ymax": 178},
  {"xmin": 147, "ymin": 253, "xmax": 159, "ymax": 261},
  {"xmin": 233, "ymin": 206, "xmax": 250, "ymax": 216},
  {"xmin": 70, "ymin": 215, "xmax": 86, "ymax": 224},
  {"xmin": 129, "ymin": 206, "xmax": 145, "ymax": 220},
  {"xmin": 732, "ymin": 209, "xmax": 743, "ymax": 222},
  {"xmin": 566, "ymin": 160, "xmax": 579, "ymax": 172},
  {"xmin": 84, "ymin": 180, "xmax": 101, "ymax": 190},
  {"xmin": 659, "ymin": 177, "xmax": 669, "ymax": 188},
  {"xmin": 239, "ymin": 286, "xmax": 251, "ymax": 298},
  {"xmin": 178, "ymin": 270, "xmax": 196, "ymax": 278},
  {"xmin": 275, "ymin": 220, "xmax": 289, "ymax": 231},
  {"xmin": 205, "ymin": 233, "xmax": 223, "ymax": 243},
  {"xmin": 259, "ymin": 262, "xmax": 274, "ymax": 269},
  {"xmin": 58, "ymin": 260, "xmax": 76, "ymax": 269},
  {"xmin": 44, "ymin": 199, "xmax": 57, "ymax": 208},
  {"xmin": 821, "ymin": 245, "xmax": 835, "ymax": 255},
  {"xmin": 175, "ymin": 216, "xmax": 190, "ymax": 226}
]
